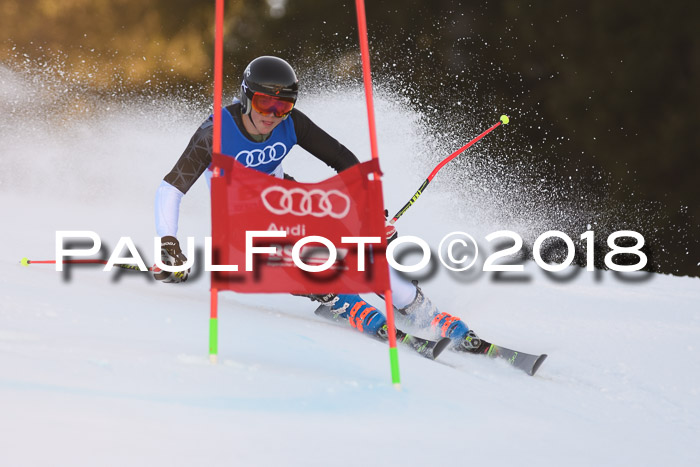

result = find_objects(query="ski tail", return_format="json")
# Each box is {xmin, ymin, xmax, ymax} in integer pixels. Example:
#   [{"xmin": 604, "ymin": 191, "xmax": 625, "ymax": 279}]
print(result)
[
  {"xmin": 530, "ymin": 353, "xmax": 548, "ymax": 376},
  {"xmin": 484, "ymin": 342, "xmax": 548, "ymax": 376},
  {"xmin": 394, "ymin": 329, "xmax": 451, "ymax": 360}
]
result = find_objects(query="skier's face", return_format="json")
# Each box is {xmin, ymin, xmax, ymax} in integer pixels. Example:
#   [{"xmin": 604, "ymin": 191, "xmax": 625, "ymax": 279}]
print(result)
[{"xmin": 249, "ymin": 108, "xmax": 283, "ymax": 135}]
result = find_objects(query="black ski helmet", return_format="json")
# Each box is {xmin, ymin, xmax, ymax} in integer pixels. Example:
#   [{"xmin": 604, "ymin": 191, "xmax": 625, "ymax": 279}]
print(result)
[{"xmin": 240, "ymin": 56, "xmax": 299, "ymax": 115}]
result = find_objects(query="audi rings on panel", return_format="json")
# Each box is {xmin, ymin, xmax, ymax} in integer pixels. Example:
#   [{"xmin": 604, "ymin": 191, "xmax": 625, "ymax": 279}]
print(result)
[
  {"xmin": 235, "ymin": 142, "xmax": 287, "ymax": 168},
  {"xmin": 261, "ymin": 186, "xmax": 352, "ymax": 219}
]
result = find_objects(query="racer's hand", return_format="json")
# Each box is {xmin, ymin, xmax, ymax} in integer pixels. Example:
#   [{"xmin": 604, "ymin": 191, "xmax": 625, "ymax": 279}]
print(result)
[{"xmin": 153, "ymin": 236, "xmax": 190, "ymax": 283}]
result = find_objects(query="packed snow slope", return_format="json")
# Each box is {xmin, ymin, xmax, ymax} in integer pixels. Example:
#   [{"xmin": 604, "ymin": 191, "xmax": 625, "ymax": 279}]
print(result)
[{"xmin": 1, "ymin": 78, "xmax": 700, "ymax": 466}]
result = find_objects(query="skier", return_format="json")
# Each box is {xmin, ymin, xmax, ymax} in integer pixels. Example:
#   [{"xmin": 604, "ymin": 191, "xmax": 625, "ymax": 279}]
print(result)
[{"xmin": 153, "ymin": 55, "xmax": 484, "ymax": 354}]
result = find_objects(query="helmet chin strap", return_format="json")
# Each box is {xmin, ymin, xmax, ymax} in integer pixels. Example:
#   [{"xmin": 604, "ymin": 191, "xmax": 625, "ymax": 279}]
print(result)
[{"xmin": 247, "ymin": 112, "xmax": 261, "ymax": 134}]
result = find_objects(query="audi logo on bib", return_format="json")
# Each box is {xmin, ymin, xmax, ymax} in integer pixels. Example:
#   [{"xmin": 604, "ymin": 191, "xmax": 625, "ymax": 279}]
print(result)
[
  {"xmin": 235, "ymin": 142, "xmax": 287, "ymax": 168},
  {"xmin": 261, "ymin": 186, "xmax": 351, "ymax": 219}
]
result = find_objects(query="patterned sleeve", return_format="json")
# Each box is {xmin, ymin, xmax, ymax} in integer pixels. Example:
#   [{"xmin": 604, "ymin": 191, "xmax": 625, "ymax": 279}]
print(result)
[{"xmin": 163, "ymin": 120, "xmax": 213, "ymax": 194}]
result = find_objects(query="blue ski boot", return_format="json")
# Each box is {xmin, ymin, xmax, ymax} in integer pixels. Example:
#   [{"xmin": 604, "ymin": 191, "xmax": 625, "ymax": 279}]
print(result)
[
  {"xmin": 397, "ymin": 286, "xmax": 487, "ymax": 352},
  {"xmin": 311, "ymin": 293, "xmax": 387, "ymax": 336}
]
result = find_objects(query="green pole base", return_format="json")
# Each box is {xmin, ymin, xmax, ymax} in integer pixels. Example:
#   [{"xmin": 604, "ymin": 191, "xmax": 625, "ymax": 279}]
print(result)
[
  {"xmin": 389, "ymin": 346, "xmax": 401, "ymax": 387},
  {"xmin": 209, "ymin": 317, "xmax": 218, "ymax": 363}
]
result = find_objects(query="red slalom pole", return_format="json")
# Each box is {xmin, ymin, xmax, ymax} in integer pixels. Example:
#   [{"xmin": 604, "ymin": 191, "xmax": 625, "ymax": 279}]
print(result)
[
  {"xmin": 355, "ymin": 0, "xmax": 401, "ymax": 389},
  {"xmin": 355, "ymin": 0, "xmax": 380, "ymax": 173},
  {"xmin": 209, "ymin": 0, "xmax": 225, "ymax": 364},
  {"xmin": 389, "ymin": 115, "xmax": 510, "ymax": 224},
  {"xmin": 212, "ymin": 0, "xmax": 224, "ymax": 158}
]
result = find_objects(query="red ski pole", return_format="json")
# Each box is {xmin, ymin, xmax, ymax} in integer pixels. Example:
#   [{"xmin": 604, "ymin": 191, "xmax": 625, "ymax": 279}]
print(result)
[
  {"xmin": 20, "ymin": 258, "xmax": 152, "ymax": 271},
  {"xmin": 389, "ymin": 115, "xmax": 510, "ymax": 224}
]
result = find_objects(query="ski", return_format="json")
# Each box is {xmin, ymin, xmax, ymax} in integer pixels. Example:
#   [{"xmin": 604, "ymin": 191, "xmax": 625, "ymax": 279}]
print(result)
[
  {"xmin": 454, "ymin": 339, "xmax": 547, "ymax": 376},
  {"xmin": 393, "ymin": 328, "xmax": 452, "ymax": 360},
  {"xmin": 313, "ymin": 304, "xmax": 451, "ymax": 360},
  {"xmin": 312, "ymin": 302, "xmax": 545, "ymax": 374}
]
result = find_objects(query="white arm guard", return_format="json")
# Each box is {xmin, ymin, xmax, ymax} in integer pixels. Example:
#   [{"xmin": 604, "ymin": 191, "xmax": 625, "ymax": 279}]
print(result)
[{"xmin": 155, "ymin": 180, "xmax": 184, "ymax": 238}]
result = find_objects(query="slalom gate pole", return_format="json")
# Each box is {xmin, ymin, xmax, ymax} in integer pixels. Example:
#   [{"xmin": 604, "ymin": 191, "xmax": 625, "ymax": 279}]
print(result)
[
  {"xmin": 355, "ymin": 0, "xmax": 401, "ymax": 389},
  {"xmin": 209, "ymin": 0, "xmax": 225, "ymax": 364},
  {"xmin": 389, "ymin": 115, "xmax": 509, "ymax": 224},
  {"xmin": 20, "ymin": 258, "xmax": 152, "ymax": 271}
]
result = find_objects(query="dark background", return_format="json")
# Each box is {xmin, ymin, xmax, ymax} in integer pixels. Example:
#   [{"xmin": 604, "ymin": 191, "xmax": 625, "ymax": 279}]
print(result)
[{"xmin": 2, "ymin": 0, "xmax": 698, "ymax": 276}]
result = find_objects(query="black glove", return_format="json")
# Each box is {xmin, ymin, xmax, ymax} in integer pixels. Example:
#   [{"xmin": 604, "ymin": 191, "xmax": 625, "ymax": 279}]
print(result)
[
  {"xmin": 384, "ymin": 209, "xmax": 398, "ymax": 244},
  {"xmin": 153, "ymin": 236, "xmax": 190, "ymax": 283}
]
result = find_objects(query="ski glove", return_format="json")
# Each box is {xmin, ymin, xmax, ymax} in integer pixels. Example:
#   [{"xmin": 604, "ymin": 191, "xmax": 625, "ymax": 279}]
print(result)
[
  {"xmin": 384, "ymin": 209, "xmax": 398, "ymax": 244},
  {"xmin": 153, "ymin": 236, "xmax": 190, "ymax": 283}
]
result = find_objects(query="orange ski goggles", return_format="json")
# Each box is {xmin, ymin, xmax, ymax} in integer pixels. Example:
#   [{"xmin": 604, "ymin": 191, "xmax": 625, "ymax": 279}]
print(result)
[{"xmin": 251, "ymin": 92, "xmax": 295, "ymax": 117}]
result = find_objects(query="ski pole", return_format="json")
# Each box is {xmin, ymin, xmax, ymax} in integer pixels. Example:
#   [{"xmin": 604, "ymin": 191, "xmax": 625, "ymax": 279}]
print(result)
[
  {"xmin": 389, "ymin": 115, "xmax": 509, "ymax": 224},
  {"xmin": 20, "ymin": 258, "xmax": 152, "ymax": 271}
]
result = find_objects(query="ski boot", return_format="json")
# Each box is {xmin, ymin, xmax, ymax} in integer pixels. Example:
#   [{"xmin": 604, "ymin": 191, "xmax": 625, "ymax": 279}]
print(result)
[
  {"xmin": 398, "ymin": 287, "xmax": 469, "ymax": 339},
  {"xmin": 397, "ymin": 286, "xmax": 492, "ymax": 354},
  {"xmin": 312, "ymin": 294, "xmax": 387, "ymax": 336}
]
